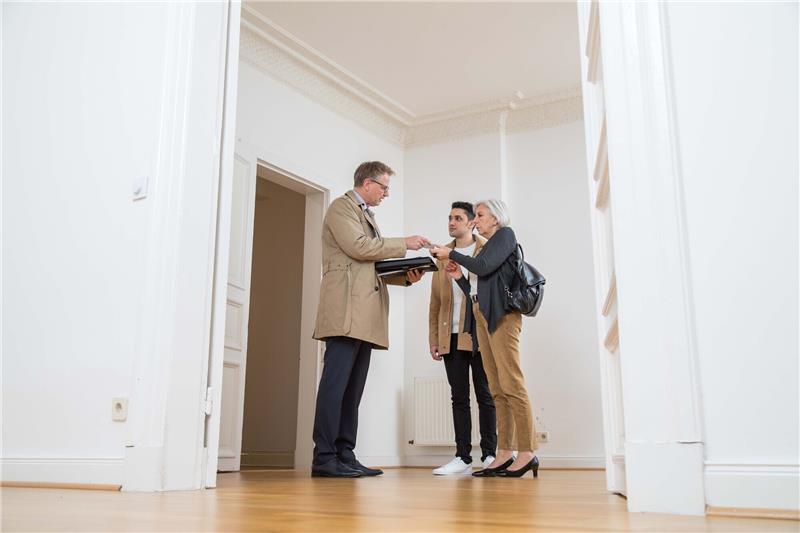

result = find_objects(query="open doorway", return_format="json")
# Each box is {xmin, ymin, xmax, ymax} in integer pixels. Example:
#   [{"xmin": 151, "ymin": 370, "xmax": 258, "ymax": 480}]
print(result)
[
  {"xmin": 240, "ymin": 172, "xmax": 305, "ymax": 468},
  {"xmin": 210, "ymin": 154, "xmax": 327, "ymax": 479}
]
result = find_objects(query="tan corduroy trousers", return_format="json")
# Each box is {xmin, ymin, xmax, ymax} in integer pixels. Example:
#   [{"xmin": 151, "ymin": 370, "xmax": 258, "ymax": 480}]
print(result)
[{"xmin": 473, "ymin": 303, "xmax": 537, "ymax": 452}]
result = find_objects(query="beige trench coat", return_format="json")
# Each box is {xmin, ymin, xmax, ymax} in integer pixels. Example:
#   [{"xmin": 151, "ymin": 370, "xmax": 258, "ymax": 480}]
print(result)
[
  {"xmin": 313, "ymin": 191, "xmax": 407, "ymax": 349},
  {"xmin": 428, "ymin": 235, "xmax": 486, "ymax": 354}
]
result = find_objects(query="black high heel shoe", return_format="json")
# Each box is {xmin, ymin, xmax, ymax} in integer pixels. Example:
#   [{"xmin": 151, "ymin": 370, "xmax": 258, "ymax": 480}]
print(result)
[
  {"xmin": 496, "ymin": 456, "xmax": 539, "ymax": 478},
  {"xmin": 472, "ymin": 458, "xmax": 514, "ymax": 477}
]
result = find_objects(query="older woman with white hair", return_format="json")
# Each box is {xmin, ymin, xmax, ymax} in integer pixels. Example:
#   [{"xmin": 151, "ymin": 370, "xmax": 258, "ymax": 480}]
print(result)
[{"xmin": 430, "ymin": 199, "xmax": 538, "ymax": 479}]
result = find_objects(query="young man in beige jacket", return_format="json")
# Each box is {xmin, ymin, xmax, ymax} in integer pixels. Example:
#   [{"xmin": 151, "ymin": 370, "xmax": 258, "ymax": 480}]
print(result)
[{"xmin": 428, "ymin": 201, "xmax": 497, "ymax": 474}]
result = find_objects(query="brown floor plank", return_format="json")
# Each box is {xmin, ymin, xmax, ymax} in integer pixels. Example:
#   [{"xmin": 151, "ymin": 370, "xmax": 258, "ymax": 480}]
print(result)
[{"xmin": 2, "ymin": 469, "xmax": 797, "ymax": 532}]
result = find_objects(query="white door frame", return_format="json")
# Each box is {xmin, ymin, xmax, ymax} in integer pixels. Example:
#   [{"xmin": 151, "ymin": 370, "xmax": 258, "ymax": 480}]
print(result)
[{"xmin": 205, "ymin": 140, "xmax": 328, "ymax": 486}]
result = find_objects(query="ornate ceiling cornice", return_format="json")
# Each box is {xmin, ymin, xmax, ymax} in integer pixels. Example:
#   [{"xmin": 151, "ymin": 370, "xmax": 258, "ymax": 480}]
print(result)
[
  {"xmin": 240, "ymin": 7, "xmax": 583, "ymax": 148},
  {"xmin": 239, "ymin": 24, "xmax": 409, "ymax": 145},
  {"xmin": 405, "ymin": 88, "xmax": 584, "ymax": 147}
]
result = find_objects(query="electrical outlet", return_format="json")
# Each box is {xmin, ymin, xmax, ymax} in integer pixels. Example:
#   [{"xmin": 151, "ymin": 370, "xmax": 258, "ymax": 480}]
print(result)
[
  {"xmin": 536, "ymin": 431, "xmax": 549, "ymax": 443},
  {"xmin": 112, "ymin": 397, "xmax": 128, "ymax": 422}
]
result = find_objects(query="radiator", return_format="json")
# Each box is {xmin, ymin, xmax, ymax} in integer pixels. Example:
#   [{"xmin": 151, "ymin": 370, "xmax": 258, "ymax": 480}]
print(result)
[{"xmin": 412, "ymin": 377, "xmax": 482, "ymax": 446}]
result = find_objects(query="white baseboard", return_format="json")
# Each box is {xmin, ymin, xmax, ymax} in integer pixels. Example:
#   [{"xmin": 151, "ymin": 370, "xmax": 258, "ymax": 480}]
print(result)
[
  {"xmin": 1, "ymin": 457, "xmax": 124, "ymax": 485},
  {"xmin": 356, "ymin": 455, "xmax": 404, "ymax": 468},
  {"xmin": 625, "ymin": 442, "xmax": 706, "ymax": 515},
  {"xmin": 403, "ymin": 453, "xmax": 604, "ymax": 469},
  {"xmin": 123, "ymin": 446, "xmax": 163, "ymax": 492},
  {"xmin": 705, "ymin": 462, "xmax": 800, "ymax": 511}
]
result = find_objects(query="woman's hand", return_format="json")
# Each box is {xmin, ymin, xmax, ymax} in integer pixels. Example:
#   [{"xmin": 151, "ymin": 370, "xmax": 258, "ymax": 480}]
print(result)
[
  {"xmin": 430, "ymin": 246, "xmax": 451, "ymax": 261},
  {"xmin": 444, "ymin": 260, "xmax": 463, "ymax": 280}
]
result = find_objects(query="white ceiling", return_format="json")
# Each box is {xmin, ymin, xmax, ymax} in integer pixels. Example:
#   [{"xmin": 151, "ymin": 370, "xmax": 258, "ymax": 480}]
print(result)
[{"xmin": 246, "ymin": 1, "xmax": 582, "ymax": 118}]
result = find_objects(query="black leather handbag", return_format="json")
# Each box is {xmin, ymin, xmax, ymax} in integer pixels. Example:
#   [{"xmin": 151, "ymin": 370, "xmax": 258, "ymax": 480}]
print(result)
[{"xmin": 504, "ymin": 244, "xmax": 546, "ymax": 317}]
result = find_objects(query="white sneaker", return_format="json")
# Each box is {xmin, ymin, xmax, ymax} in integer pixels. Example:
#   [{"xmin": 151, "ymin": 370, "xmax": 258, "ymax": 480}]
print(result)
[
  {"xmin": 432, "ymin": 457, "xmax": 473, "ymax": 475},
  {"xmin": 482, "ymin": 456, "xmax": 496, "ymax": 468}
]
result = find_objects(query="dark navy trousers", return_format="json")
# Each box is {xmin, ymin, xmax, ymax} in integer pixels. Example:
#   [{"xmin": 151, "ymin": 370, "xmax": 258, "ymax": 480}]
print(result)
[{"xmin": 312, "ymin": 336, "xmax": 372, "ymax": 465}]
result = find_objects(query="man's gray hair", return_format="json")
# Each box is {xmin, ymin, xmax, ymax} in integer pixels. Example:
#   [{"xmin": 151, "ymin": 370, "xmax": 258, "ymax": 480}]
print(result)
[{"xmin": 476, "ymin": 199, "xmax": 511, "ymax": 228}]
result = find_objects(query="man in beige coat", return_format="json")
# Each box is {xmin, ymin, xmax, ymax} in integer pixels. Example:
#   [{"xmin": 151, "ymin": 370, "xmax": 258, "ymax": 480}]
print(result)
[{"xmin": 311, "ymin": 161, "xmax": 429, "ymax": 478}]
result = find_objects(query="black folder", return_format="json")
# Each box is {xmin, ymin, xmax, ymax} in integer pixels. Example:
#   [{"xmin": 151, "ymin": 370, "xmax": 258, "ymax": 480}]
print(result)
[{"xmin": 375, "ymin": 256, "xmax": 438, "ymax": 279}]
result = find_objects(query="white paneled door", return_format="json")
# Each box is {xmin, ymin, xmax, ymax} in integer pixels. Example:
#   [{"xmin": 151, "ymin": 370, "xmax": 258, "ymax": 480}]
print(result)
[{"xmin": 217, "ymin": 152, "xmax": 257, "ymax": 472}]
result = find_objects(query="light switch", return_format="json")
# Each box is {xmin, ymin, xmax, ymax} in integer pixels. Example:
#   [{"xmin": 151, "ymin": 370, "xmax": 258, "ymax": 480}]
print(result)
[{"xmin": 133, "ymin": 175, "xmax": 149, "ymax": 201}]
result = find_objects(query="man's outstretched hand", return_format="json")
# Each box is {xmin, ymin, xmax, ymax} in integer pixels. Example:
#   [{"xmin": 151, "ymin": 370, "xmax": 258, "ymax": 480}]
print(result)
[{"xmin": 405, "ymin": 235, "xmax": 431, "ymax": 250}]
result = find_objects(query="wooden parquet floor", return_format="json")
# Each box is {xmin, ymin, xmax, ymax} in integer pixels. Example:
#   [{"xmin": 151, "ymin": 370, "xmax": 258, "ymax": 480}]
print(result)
[{"xmin": 2, "ymin": 468, "xmax": 797, "ymax": 532}]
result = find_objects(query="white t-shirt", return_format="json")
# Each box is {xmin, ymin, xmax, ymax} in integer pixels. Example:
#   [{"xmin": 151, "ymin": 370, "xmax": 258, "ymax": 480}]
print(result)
[{"xmin": 451, "ymin": 241, "xmax": 476, "ymax": 334}]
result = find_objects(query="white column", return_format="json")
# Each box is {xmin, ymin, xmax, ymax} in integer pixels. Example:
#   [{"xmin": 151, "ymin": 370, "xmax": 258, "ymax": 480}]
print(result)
[
  {"xmin": 598, "ymin": 1, "xmax": 705, "ymax": 515},
  {"xmin": 498, "ymin": 109, "xmax": 510, "ymax": 204}
]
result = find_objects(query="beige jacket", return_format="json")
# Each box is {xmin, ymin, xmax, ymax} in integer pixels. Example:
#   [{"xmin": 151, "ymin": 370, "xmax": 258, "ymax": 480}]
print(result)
[
  {"xmin": 313, "ymin": 191, "xmax": 407, "ymax": 349},
  {"xmin": 428, "ymin": 235, "xmax": 486, "ymax": 354}
]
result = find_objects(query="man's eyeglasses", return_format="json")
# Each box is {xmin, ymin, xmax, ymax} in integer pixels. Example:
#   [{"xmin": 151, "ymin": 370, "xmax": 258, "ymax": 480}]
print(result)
[{"xmin": 369, "ymin": 178, "xmax": 390, "ymax": 193}]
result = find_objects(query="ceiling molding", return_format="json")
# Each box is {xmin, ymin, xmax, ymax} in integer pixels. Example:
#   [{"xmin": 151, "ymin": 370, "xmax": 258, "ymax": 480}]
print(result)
[
  {"xmin": 406, "ymin": 89, "xmax": 584, "ymax": 147},
  {"xmin": 506, "ymin": 92, "xmax": 584, "ymax": 134},
  {"xmin": 242, "ymin": 7, "xmax": 413, "ymax": 121},
  {"xmin": 240, "ymin": 8, "xmax": 583, "ymax": 148},
  {"xmin": 405, "ymin": 108, "xmax": 506, "ymax": 148},
  {"xmin": 240, "ymin": 23, "xmax": 408, "ymax": 145}
]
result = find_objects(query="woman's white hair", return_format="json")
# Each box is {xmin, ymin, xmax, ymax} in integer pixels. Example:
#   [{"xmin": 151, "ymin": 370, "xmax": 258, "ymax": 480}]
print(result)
[{"xmin": 475, "ymin": 199, "xmax": 511, "ymax": 228}]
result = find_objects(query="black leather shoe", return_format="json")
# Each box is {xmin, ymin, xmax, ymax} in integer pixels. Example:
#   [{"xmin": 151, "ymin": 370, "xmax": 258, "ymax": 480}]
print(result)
[
  {"xmin": 472, "ymin": 458, "xmax": 514, "ymax": 477},
  {"xmin": 311, "ymin": 459, "xmax": 362, "ymax": 478},
  {"xmin": 343, "ymin": 459, "xmax": 383, "ymax": 476},
  {"xmin": 496, "ymin": 456, "xmax": 539, "ymax": 478}
]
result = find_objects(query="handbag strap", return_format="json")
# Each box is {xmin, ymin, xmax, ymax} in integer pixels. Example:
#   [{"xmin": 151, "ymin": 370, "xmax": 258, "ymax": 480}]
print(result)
[
  {"xmin": 514, "ymin": 244, "xmax": 525, "ymax": 279},
  {"xmin": 504, "ymin": 243, "xmax": 525, "ymax": 289}
]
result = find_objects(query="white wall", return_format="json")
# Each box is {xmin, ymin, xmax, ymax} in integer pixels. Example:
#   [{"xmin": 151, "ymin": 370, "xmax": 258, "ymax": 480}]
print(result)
[
  {"xmin": 402, "ymin": 124, "xmax": 605, "ymax": 467},
  {"xmin": 2, "ymin": 3, "xmax": 168, "ymax": 480},
  {"xmin": 507, "ymin": 123, "xmax": 605, "ymax": 464},
  {"xmin": 402, "ymin": 133, "xmax": 505, "ymax": 464},
  {"xmin": 2, "ymin": 2, "xmax": 232, "ymax": 489},
  {"xmin": 666, "ymin": 1, "xmax": 799, "ymax": 510},
  {"xmin": 235, "ymin": 60, "xmax": 407, "ymax": 465}
]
